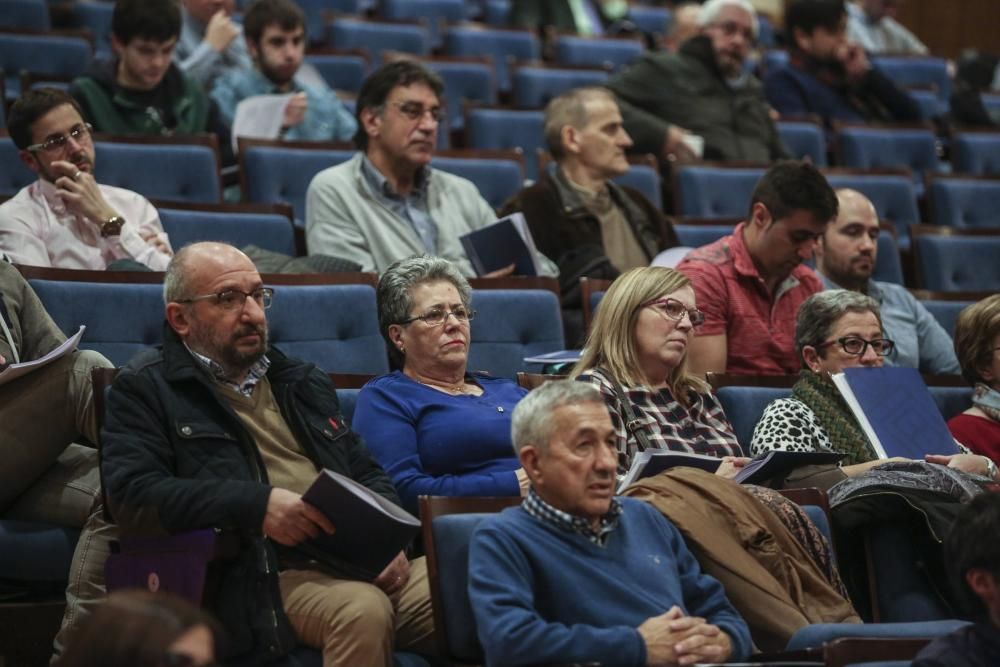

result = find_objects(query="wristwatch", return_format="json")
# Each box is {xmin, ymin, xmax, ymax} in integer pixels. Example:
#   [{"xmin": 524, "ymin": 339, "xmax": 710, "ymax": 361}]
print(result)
[{"xmin": 100, "ymin": 215, "xmax": 125, "ymax": 238}]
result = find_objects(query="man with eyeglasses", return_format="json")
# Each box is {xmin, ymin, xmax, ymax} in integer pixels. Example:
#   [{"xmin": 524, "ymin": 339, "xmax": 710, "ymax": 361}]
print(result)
[
  {"xmin": 0, "ymin": 88, "xmax": 173, "ymax": 270},
  {"xmin": 305, "ymin": 61, "xmax": 557, "ymax": 278},
  {"xmin": 816, "ymin": 189, "xmax": 960, "ymax": 375},
  {"xmin": 210, "ymin": 0, "xmax": 356, "ymax": 142},
  {"xmin": 100, "ymin": 241, "xmax": 436, "ymax": 666},
  {"xmin": 677, "ymin": 161, "xmax": 837, "ymax": 376},
  {"xmin": 606, "ymin": 0, "xmax": 789, "ymax": 167}
]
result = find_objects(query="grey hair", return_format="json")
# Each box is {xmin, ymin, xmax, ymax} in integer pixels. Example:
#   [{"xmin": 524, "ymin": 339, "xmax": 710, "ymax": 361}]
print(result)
[
  {"xmin": 162, "ymin": 245, "xmax": 196, "ymax": 304},
  {"xmin": 511, "ymin": 380, "xmax": 605, "ymax": 454},
  {"xmin": 697, "ymin": 0, "xmax": 759, "ymax": 39},
  {"xmin": 795, "ymin": 289, "xmax": 882, "ymax": 362},
  {"xmin": 377, "ymin": 256, "xmax": 472, "ymax": 368}
]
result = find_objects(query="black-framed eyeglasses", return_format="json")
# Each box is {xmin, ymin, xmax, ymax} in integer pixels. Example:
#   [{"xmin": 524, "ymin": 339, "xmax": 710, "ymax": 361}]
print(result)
[
  {"xmin": 176, "ymin": 287, "xmax": 274, "ymax": 311},
  {"xmin": 400, "ymin": 306, "xmax": 475, "ymax": 327},
  {"xmin": 816, "ymin": 336, "xmax": 895, "ymax": 357},
  {"xmin": 26, "ymin": 123, "xmax": 93, "ymax": 153},
  {"xmin": 390, "ymin": 101, "xmax": 445, "ymax": 123},
  {"xmin": 641, "ymin": 297, "xmax": 705, "ymax": 327}
]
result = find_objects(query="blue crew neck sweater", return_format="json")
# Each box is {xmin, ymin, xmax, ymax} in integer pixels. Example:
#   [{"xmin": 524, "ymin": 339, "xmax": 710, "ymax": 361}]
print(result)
[{"xmin": 469, "ymin": 497, "xmax": 752, "ymax": 667}]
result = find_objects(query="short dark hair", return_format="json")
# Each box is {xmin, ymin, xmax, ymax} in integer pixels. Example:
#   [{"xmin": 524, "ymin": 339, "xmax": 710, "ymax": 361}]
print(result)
[
  {"xmin": 7, "ymin": 88, "xmax": 86, "ymax": 150},
  {"xmin": 945, "ymin": 493, "xmax": 1000, "ymax": 617},
  {"xmin": 242, "ymin": 0, "xmax": 304, "ymax": 45},
  {"xmin": 749, "ymin": 160, "xmax": 838, "ymax": 223},
  {"xmin": 112, "ymin": 0, "xmax": 181, "ymax": 46},
  {"xmin": 353, "ymin": 60, "xmax": 445, "ymax": 150},
  {"xmin": 784, "ymin": 0, "xmax": 847, "ymax": 43}
]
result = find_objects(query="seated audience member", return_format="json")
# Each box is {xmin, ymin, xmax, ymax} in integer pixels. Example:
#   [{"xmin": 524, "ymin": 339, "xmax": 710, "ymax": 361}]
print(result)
[
  {"xmin": 662, "ymin": 2, "xmax": 703, "ymax": 52},
  {"xmin": 846, "ymin": 0, "xmax": 928, "ymax": 55},
  {"xmin": 764, "ymin": 0, "xmax": 921, "ymax": 126},
  {"xmin": 948, "ymin": 294, "xmax": 1000, "ymax": 464},
  {"xmin": 817, "ymin": 189, "xmax": 959, "ymax": 375},
  {"xmin": 353, "ymin": 256, "xmax": 530, "ymax": 515},
  {"xmin": 607, "ymin": 0, "xmax": 789, "ymax": 165},
  {"xmin": 176, "ymin": 0, "xmax": 253, "ymax": 90},
  {"xmin": 913, "ymin": 493, "xmax": 1000, "ymax": 667},
  {"xmin": 70, "ymin": 0, "xmax": 232, "ymax": 160},
  {"xmin": 750, "ymin": 290, "xmax": 998, "ymax": 489},
  {"xmin": 99, "ymin": 242, "xmax": 435, "ymax": 666},
  {"xmin": 0, "ymin": 260, "xmax": 116, "ymax": 655},
  {"xmin": 211, "ymin": 0, "xmax": 357, "ymax": 142},
  {"xmin": 305, "ymin": 61, "xmax": 557, "ymax": 278},
  {"xmin": 58, "ymin": 590, "xmax": 221, "ymax": 667},
  {"xmin": 499, "ymin": 87, "xmax": 679, "ymax": 306},
  {"xmin": 468, "ymin": 380, "xmax": 753, "ymax": 667},
  {"xmin": 508, "ymin": 0, "xmax": 631, "ymax": 36},
  {"xmin": 0, "ymin": 88, "xmax": 172, "ymax": 270},
  {"xmin": 677, "ymin": 161, "xmax": 834, "ymax": 376}
]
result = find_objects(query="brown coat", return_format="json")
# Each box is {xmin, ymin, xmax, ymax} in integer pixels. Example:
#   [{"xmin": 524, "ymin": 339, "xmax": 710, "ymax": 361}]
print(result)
[{"xmin": 623, "ymin": 468, "xmax": 860, "ymax": 652}]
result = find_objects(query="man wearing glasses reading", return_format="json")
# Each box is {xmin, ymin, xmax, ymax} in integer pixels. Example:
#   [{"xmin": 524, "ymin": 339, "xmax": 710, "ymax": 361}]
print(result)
[
  {"xmin": 0, "ymin": 88, "xmax": 172, "ymax": 270},
  {"xmin": 305, "ymin": 61, "xmax": 556, "ymax": 278},
  {"xmin": 101, "ymin": 242, "xmax": 435, "ymax": 666}
]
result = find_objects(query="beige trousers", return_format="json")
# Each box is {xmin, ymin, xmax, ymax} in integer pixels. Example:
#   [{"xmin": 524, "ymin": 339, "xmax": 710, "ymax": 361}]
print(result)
[{"xmin": 279, "ymin": 557, "xmax": 436, "ymax": 667}]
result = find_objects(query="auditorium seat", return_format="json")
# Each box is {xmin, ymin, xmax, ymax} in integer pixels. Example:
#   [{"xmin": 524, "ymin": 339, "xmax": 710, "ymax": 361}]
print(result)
[
  {"xmin": 553, "ymin": 35, "xmax": 644, "ymax": 71},
  {"xmin": 834, "ymin": 125, "xmax": 940, "ymax": 190},
  {"xmin": 910, "ymin": 290, "xmax": 987, "ymax": 337},
  {"xmin": 927, "ymin": 174, "xmax": 1000, "ymax": 229},
  {"xmin": 297, "ymin": 0, "xmax": 366, "ymax": 43},
  {"xmin": 482, "ymin": 0, "xmax": 511, "ymax": 25},
  {"xmin": 0, "ymin": 0, "xmax": 50, "ymax": 32},
  {"xmin": 673, "ymin": 165, "xmax": 766, "ymax": 217},
  {"xmin": 71, "ymin": 0, "xmax": 114, "ymax": 59},
  {"xmin": 0, "ymin": 135, "xmax": 37, "ymax": 195},
  {"xmin": 419, "ymin": 56, "xmax": 497, "ymax": 132},
  {"xmin": 776, "ymin": 119, "xmax": 828, "ymax": 166},
  {"xmin": 871, "ymin": 55, "xmax": 950, "ymax": 107},
  {"xmin": 627, "ymin": 4, "xmax": 671, "ymax": 39},
  {"xmin": 465, "ymin": 107, "xmax": 545, "ymax": 180},
  {"xmin": 444, "ymin": 24, "xmax": 541, "ymax": 94},
  {"xmin": 0, "ymin": 31, "xmax": 91, "ymax": 101},
  {"xmin": 911, "ymin": 225, "xmax": 1000, "ymax": 292},
  {"xmin": 158, "ymin": 203, "xmax": 298, "ymax": 256},
  {"xmin": 93, "ymin": 135, "xmax": 223, "ymax": 204},
  {"xmin": 873, "ymin": 229, "xmax": 904, "ymax": 285},
  {"xmin": 512, "ymin": 64, "xmax": 609, "ymax": 109},
  {"xmin": 469, "ymin": 288, "xmax": 564, "ymax": 378},
  {"xmin": 382, "ymin": 0, "xmax": 466, "ymax": 48},
  {"xmin": 951, "ymin": 132, "xmax": 1000, "ymax": 176},
  {"xmin": 303, "ymin": 49, "xmax": 369, "ymax": 93},
  {"xmin": 673, "ymin": 223, "xmax": 734, "ymax": 249},
  {"xmin": 613, "ymin": 155, "xmax": 662, "ymax": 211},
  {"xmin": 824, "ymin": 170, "xmax": 920, "ymax": 248},
  {"xmin": 432, "ymin": 149, "xmax": 524, "ymax": 210},
  {"xmin": 327, "ymin": 17, "xmax": 431, "ymax": 66}
]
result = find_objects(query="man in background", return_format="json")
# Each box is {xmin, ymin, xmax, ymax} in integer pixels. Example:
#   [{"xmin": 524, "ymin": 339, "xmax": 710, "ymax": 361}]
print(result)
[{"xmin": 176, "ymin": 0, "xmax": 253, "ymax": 89}]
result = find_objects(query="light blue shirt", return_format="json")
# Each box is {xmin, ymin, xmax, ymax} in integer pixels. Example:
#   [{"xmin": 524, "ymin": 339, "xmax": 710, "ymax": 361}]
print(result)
[
  {"xmin": 211, "ymin": 68, "xmax": 357, "ymax": 142},
  {"xmin": 821, "ymin": 274, "xmax": 961, "ymax": 375},
  {"xmin": 175, "ymin": 9, "xmax": 253, "ymax": 90},
  {"xmin": 358, "ymin": 154, "xmax": 438, "ymax": 254}
]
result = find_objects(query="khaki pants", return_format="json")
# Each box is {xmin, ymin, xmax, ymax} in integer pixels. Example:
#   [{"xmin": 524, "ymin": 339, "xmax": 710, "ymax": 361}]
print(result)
[{"xmin": 279, "ymin": 557, "xmax": 436, "ymax": 667}]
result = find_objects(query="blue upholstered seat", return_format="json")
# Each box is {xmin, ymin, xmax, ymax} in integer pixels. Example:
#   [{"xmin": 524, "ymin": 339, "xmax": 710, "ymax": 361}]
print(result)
[
  {"xmin": 927, "ymin": 386, "xmax": 972, "ymax": 421},
  {"xmin": 381, "ymin": 0, "xmax": 466, "ymax": 48},
  {"xmin": 94, "ymin": 141, "xmax": 221, "ymax": 204},
  {"xmin": 466, "ymin": 108, "xmax": 545, "ymax": 180},
  {"xmin": 0, "ymin": 136, "xmax": 37, "ymax": 195},
  {"xmin": 786, "ymin": 620, "xmax": 970, "ymax": 652},
  {"xmin": 927, "ymin": 177, "xmax": 1000, "ymax": 229},
  {"xmin": 431, "ymin": 152, "xmax": 523, "ymax": 210},
  {"xmin": 613, "ymin": 161, "xmax": 662, "ymax": 211},
  {"xmin": 512, "ymin": 65, "xmax": 609, "ymax": 109},
  {"xmin": 303, "ymin": 52, "xmax": 369, "ymax": 93},
  {"xmin": 917, "ymin": 298, "xmax": 971, "ymax": 337},
  {"xmin": 873, "ymin": 233, "xmax": 904, "ymax": 285},
  {"xmin": 71, "ymin": 0, "xmax": 114, "ymax": 59},
  {"xmin": 824, "ymin": 173, "xmax": 919, "ymax": 248},
  {"xmin": 674, "ymin": 166, "xmax": 766, "ymax": 218},
  {"xmin": 627, "ymin": 4, "xmax": 671, "ymax": 38},
  {"xmin": 777, "ymin": 120, "xmax": 827, "ymax": 166},
  {"xmin": 328, "ymin": 17, "xmax": 431, "ymax": 66},
  {"xmin": 0, "ymin": 0, "xmax": 50, "ymax": 31},
  {"xmin": 482, "ymin": 0, "xmax": 512, "ymax": 25},
  {"xmin": 553, "ymin": 35, "xmax": 644, "ymax": 70},
  {"xmin": 951, "ymin": 132, "xmax": 1000, "ymax": 176},
  {"xmin": 913, "ymin": 233, "xmax": 1000, "ymax": 291},
  {"xmin": 835, "ymin": 127, "xmax": 940, "ymax": 187},
  {"xmin": 715, "ymin": 385, "xmax": 791, "ymax": 450},
  {"xmin": 0, "ymin": 32, "xmax": 91, "ymax": 100},
  {"xmin": 870, "ymin": 55, "xmax": 950, "ymax": 105},
  {"xmin": 444, "ymin": 25, "xmax": 541, "ymax": 94},
  {"xmin": 469, "ymin": 289, "xmax": 564, "ymax": 379},
  {"xmin": 423, "ymin": 59, "xmax": 496, "ymax": 132},
  {"xmin": 673, "ymin": 224, "xmax": 733, "ymax": 249},
  {"xmin": 0, "ymin": 520, "xmax": 79, "ymax": 584},
  {"xmin": 159, "ymin": 208, "xmax": 297, "ymax": 255},
  {"xmin": 241, "ymin": 144, "xmax": 354, "ymax": 223}
]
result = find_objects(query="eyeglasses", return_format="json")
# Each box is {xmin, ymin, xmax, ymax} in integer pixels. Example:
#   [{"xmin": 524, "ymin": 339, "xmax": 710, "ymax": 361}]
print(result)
[
  {"xmin": 707, "ymin": 20, "xmax": 756, "ymax": 43},
  {"xmin": 26, "ymin": 123, "xmax": 93, "ymax": 153},
  {"xmin": 176, "ymin": 287, "xmax": 274, "ymax": 311},
  {"xmin": 390, "ymin": 101, "xmax": 445, "ymax": 123},
  {"xmin": 400, "ymin": 306, "xmax": 475, "ymax": 327},
  {"xmin": 642, "ymin": 297, "xmax": 705, "ymax": 327},
  {"xmin": 816, "ymin": 336, "xmax": 895, "ymax": 357}
]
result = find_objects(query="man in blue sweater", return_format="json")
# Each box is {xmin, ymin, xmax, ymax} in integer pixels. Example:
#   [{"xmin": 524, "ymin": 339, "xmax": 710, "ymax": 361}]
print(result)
[{"xmin": 468, "ymin": 381, "xmax": 752, "ymax": 666}]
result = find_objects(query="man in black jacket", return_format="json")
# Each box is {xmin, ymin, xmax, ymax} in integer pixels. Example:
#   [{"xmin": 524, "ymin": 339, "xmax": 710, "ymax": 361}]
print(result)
[{"xmin": 100, "ymin": 242, "xmax": 434, "ymax": 666}]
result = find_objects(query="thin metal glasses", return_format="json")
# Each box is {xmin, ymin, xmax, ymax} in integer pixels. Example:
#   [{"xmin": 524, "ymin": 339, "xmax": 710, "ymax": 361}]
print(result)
[
  {"xmin": 400, "ymin": 306, "xmax": 475, "ymax": 326},
  {"xmin": 642, "ymin": 297, "xmax": 705, "ymax": 327},
  {"xmin": 176, "ymin": 287, "xmax": 274, "ymax": 311}
]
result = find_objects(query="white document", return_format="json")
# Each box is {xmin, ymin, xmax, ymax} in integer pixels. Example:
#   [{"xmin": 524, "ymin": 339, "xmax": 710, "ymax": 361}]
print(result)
[
  {"xmin": 231, "ymin": 93, "xmax": 297, "ymax": 154},
  {"xmin": 0, "ymin": 326, "xmax": 85, "ymax": 387}
]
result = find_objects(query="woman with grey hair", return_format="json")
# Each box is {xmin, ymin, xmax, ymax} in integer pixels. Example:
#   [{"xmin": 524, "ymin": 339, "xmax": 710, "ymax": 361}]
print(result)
[
  {"xmin": 352, "ymin": 256, "xmax": 530, "ymax": 514},
  {"xmin": 751, "ymin": 290, "xmax": 995, "ymax": 489}
]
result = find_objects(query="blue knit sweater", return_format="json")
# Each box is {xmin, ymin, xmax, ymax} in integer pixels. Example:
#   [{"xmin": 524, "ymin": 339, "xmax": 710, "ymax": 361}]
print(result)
[
  {"xmin": 469, "ymin": 498, "xmax": 752, "ymax": 666},
  {"xmin": 353, "ymin": 371, "xmax": 526, "ymax": 514}
]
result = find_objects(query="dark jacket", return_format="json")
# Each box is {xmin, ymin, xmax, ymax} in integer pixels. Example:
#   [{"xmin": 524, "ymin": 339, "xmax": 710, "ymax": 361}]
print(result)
[
  {"xmin": 607, "ymin": 35, "xmax": 789, "ymax": 162},
  {"xmin": 499, "ymin": 168, "xmax": 679, "ymax": 306},
  {"xmin": 763, "ymin": 54, "xmax": 922, "ymax": 127},
  {"xmin": 101, "ymin": 325, "xmax": 399, "ymax": 661},
  {"xmin": 70, "ymin": 59, "xmax": 234, "ymax": 164}
]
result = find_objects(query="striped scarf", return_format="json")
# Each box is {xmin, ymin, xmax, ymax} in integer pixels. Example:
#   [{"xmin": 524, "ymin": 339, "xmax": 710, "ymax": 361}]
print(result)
[{"xmin": 790, "ymin": 370, "xmax": 878, "ymax": 466}]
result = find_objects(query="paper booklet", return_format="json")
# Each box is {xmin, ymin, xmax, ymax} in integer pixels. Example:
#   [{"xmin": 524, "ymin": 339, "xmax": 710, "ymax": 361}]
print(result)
[
  {"xmin": 299, "ymin": 469, "xmax": 420, "ymax": 580},
  {"xmin": 459, "ymin": 212, "xmax": 542, "ymax": 277},
  {"xmin": 0, "ymin": 325, "xmax": 84, "ymax": 387},
  {"xmin": 617, "ymin": 449, "xmax": 846, "ymax": 492},
  {"xmin": 523, "ymin": 349, "xmax": 583, "ymax": 365},
  {"xmin": 231, "ymin": 93, "xmax": 297, "ymax": 154},
  {"xmin": 831, "ymin": 366, "xmax": 960, "ymax": 460}
]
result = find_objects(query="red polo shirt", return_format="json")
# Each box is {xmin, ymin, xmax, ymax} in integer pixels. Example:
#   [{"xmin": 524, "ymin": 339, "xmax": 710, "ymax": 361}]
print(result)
[{"xmin": 677, "ymin": 222, "xmax": 822, "ymax": 376}]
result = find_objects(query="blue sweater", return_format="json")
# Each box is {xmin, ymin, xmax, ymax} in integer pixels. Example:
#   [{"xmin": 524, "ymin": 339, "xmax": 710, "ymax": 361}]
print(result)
[
  {"xmin": 353, "ymin": 371, "xmax": 526, "ymax": 514},
  {"xmin": 469, "ymin": 498, "xmax": 752, "ymax": 667}
]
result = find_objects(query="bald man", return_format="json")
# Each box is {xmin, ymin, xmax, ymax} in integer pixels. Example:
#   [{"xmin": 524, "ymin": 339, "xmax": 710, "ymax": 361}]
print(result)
[
  {"xmin": 816, "ymin": 189, "xmax": 960, "ymax": 375},
  {"xmin": 100, "ymin": 242, "xmax": 435, "ymax": 666}
]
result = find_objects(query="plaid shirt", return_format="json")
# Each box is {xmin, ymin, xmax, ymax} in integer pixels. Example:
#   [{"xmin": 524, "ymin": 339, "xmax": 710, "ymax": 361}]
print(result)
[
  {"xmin": 523, "ymin": 488, "xmax": 623, "ymax": 547},
  {"xmin": 579, "ymin": 369, "xmax": 742, "ymax": 475},
  {"xmin": 186, "ymin": 345, "xmax": 270, "ymax": 397}
]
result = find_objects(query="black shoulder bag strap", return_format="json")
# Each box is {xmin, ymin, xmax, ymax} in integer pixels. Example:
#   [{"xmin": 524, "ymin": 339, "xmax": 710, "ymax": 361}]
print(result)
[{"xmin": 600, "ymin": 369, "xmax": 654, "ymax": 453}]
